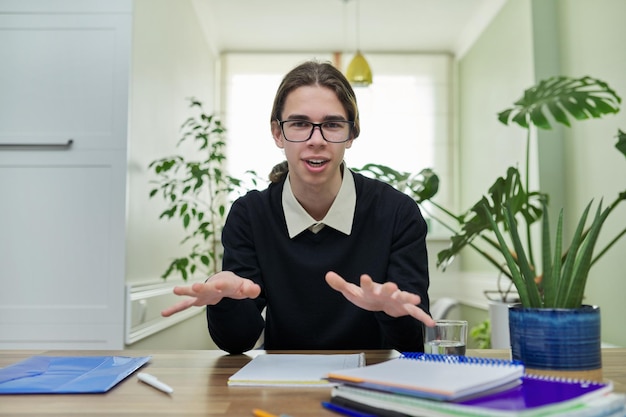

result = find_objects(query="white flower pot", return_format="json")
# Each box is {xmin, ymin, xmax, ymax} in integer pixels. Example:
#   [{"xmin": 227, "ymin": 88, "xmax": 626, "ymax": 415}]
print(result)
[{"xmin": 488, "ymin": 300, "xmax": 512, "ymax": 349}]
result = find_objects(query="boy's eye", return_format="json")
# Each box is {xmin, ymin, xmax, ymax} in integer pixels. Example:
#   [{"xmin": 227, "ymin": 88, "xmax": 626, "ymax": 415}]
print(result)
[{"xmin": 287, "ymin": 121, "xmax": 311, "ymax": 129}]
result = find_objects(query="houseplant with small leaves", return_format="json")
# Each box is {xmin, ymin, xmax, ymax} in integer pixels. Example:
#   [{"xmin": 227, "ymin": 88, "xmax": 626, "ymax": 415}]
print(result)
[{"xmin": 148, "ymin": 98, "xmax": 256, "ymax": 280}]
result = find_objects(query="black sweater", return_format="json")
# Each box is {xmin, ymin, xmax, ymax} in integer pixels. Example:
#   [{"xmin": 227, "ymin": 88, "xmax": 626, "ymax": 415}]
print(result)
[{"xmin": 206, "ymin": 171, "xmax": 430, "ymax": 353}]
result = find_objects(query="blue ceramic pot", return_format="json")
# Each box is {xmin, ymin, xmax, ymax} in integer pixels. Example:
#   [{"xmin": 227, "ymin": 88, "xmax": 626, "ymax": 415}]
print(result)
[{"xmin": 508, "ymin": 305, "xmax": 601, "ymax": 371}]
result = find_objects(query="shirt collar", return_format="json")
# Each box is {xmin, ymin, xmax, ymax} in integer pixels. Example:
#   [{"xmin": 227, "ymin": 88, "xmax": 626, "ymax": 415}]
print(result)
[{"xmin": 283, "ymin": 163, "xmax": 356, "ymax": 238}]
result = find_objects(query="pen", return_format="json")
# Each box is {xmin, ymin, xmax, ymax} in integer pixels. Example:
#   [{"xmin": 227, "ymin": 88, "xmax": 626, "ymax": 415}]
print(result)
[
  {"xmin": 252, "ymin": 409, "xmax": 293, "ymax": 417},
  {"xmin": 252, "ymin": 410, "xmax": 279, "ymax": 417},
  {"xmin": 321, "ymin": 401, "xmax": 377, "ymax": 417},
  {"xmin": 137, "ymin": 372, "xmax": 174, "ymax": 394}
]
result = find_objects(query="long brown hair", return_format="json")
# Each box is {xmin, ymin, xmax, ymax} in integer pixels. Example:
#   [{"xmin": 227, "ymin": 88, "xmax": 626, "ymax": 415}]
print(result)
[{"xmin": 269, "ymin": 60, "xmax": 360, "ymax": 183}]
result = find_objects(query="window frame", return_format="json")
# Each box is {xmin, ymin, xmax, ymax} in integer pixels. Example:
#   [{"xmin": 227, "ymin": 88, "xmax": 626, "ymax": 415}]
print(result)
[{"xmin": 218, "ymin": 52, "xmax": 454, "ymax": 236}]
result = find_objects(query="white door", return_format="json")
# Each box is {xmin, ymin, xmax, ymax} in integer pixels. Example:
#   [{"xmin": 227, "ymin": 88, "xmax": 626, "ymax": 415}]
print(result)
[{"xmin": 0, "ymin": 2, "xmax": 131, "ymax": 349}]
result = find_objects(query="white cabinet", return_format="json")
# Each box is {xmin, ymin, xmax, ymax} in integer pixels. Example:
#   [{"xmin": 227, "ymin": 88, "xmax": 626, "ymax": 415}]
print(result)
[{"xmin": 0, "ymin": 1, "xmax": 131, "ymax": 349}]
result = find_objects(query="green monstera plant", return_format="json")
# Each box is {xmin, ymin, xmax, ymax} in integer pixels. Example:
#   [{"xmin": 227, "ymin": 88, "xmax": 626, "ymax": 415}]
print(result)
[
  {"xmin": 357, "ymin": 75, "xmax": 625, "ymax": 308},
  {"xmin": 485, "ymin": 76, "xmax": 625, "ymax": 308}
]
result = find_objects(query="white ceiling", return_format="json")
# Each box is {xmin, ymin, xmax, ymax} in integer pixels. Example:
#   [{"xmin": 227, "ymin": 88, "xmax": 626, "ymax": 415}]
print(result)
[{"xmin": 193, "ymin": 0, "xmax": 506, "ymax": 57}]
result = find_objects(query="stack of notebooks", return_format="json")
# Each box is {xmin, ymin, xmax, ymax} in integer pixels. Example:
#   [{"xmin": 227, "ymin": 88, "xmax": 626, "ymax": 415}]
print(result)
[{"xmin": 325, "ymin": 353, "xmax": 626, "ymax": 417}]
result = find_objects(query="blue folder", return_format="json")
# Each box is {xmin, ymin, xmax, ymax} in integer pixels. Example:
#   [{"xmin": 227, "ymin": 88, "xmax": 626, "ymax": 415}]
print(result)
[{"xmin": 0, "ymin": 355, "xmax": 151, "ymax": 394}]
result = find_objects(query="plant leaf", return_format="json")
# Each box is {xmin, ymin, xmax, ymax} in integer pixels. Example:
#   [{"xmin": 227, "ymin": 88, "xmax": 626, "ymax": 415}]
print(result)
[
  {"xmin": 555, "ymin": 202, "xmax": 592, "ymax": 307},
  {"xmin": 560, "ymin": 201, "xmax": 611, "ymax": 308},
  {"xmin": 436, "ymin": 167, "xmax": 545, "ymax": 268},
  {"xmin": 481, "ymin": 203, "xmax": 534, "ymax": 307},
  {"xmin": 616, "ymin": 129, "xmax": 626, "ymax": 159},
  {"xmin": 542, "ymin": 207, "xmax": 563, "ymax": 308},
  {"xmin": 502, "ymin": 205, "xmax": 543, "ymax": 307},
  {"xmin": 498, "ymin": 76, "xmax": 621, "ymax": 130},
  {"xmin": 352, "ymin": 164, "xmax": 440, "ymax": 203}
]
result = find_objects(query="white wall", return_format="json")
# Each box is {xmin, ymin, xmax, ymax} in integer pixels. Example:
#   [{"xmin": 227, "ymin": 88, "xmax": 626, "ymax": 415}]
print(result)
[
  {"xmin": 456, "ymin": 0, "xmax": 535, "ymax": 272},
  {"xmin": 125, "ymin": 0, "xmax": 218, "ymax": 349}
]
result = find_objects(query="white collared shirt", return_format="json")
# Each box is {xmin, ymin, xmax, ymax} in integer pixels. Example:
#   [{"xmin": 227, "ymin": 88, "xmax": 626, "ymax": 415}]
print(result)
[{"xmin": 282, "ymin": 163, "xmax": 356, "ymax": 238}]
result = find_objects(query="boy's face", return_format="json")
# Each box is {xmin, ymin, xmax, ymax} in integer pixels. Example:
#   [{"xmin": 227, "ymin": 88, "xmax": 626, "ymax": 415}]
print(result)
[{"xmin": 272, "ymin": 85, "xmax": 353, "ymax": 192}]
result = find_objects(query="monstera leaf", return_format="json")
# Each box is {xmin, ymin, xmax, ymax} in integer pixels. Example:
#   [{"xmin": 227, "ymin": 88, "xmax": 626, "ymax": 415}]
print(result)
[
  {"xmin": 498, "ymin": 76, "xmax": 621, "ymax": 130},
  {"xmin": 617, "ymin": 129, "xmax": 626, "ymax": 157},
  {"xmin": 354, "ymin": 164, "xmax": 439, "ymax": 203},
  {"xmin": 436, "ymin": 167, "xmax": 547, "ymax": 270}
]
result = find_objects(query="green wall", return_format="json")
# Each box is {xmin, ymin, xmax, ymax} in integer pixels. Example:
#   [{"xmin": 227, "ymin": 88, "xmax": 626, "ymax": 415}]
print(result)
[
  {"xmin": 557, "ymin": 0, "xmax": 626, "ymax": 348},
  {"xmin": 456, "ymin": 0, "xmax": 626, "ymax": 347}
]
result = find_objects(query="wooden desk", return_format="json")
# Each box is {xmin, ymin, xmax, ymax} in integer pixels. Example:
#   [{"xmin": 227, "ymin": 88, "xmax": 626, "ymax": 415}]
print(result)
[{"xmin": 0, "ymin": 349, "xmax": 625, "ymax": 416}]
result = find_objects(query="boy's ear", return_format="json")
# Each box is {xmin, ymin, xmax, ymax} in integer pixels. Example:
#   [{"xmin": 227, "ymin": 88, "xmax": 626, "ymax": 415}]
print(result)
[{"xmin": 272, "ymin": 121, "xmax": 284, "ymax": 149}]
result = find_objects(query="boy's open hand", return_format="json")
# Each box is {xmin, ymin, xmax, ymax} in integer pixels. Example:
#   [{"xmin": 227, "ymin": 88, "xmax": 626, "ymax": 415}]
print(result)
[{"xmin": 325, "ymin": 271, "xmax": 435, "ymax": 327}]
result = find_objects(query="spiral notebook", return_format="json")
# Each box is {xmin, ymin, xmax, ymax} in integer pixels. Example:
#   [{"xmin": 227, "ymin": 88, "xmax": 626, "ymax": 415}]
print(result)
[
  {"xmin": 326, "ymin": 353, "xmax": 525, "ymax": 401},
  {"xmin": 331, "ymin": 376, "xmax": 622, "ymax": 417}
]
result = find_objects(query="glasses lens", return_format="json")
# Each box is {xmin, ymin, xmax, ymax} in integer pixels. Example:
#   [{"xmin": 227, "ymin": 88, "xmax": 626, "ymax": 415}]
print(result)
[
  {"xmin": 282, "ymin": 121, "xmax": 313, "ymax": 142},
  {"xmin": 281, "ymin": 121, "xmax": 352, "ymax": 143},
  {"xmin": 321, "ymin": 121, "xmax": 352, "ymax": 143}
]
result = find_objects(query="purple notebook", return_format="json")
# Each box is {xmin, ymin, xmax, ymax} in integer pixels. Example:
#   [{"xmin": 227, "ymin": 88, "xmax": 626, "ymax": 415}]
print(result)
[
  {"xmin": 459, "ymin": 374, "xmax": 612, "ymax": 411},
  {"xmin": 332, "ymin": 374, "xmax": 620, "ymax": 417}
]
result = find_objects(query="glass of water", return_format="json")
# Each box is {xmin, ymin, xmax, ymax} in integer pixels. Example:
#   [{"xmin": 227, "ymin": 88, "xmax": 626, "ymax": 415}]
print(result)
[{"xmin": 424, "ymin": 319, "xmax": 468, "ymax": 356}]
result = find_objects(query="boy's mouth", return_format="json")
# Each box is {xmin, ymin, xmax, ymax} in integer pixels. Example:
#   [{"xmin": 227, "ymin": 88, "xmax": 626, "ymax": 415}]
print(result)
[{"xmin": 306, "ymin": 159, "xmax": 329, "ymax": 167}]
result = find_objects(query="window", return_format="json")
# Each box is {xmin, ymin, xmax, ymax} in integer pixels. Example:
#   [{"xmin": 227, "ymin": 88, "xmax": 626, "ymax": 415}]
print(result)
[{"xmin": 220, "ymin": 53, "xmax": 453, "ymax": 220}]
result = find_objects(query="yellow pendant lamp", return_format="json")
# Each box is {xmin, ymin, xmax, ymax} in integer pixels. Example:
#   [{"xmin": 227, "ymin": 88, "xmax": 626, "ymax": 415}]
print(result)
[
  {"xmin": 346, "ymin": 50, "xmax": 372, "ymax": 86},
  {"xmin": 345, "ymin": 0, "xmax": 372, "ymax": 86}
]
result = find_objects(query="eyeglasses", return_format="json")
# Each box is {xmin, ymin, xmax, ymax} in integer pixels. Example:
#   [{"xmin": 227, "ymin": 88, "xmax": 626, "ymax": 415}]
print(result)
[{"xmin": 277, "ymin": 120, "xmax": 354, "ymax": 143}]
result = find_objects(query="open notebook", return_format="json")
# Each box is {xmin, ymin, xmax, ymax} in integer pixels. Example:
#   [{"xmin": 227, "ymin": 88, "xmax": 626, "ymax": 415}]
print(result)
[{"xmin": 227, "ymin": 353, "xmax": 365, "ymax": 387}]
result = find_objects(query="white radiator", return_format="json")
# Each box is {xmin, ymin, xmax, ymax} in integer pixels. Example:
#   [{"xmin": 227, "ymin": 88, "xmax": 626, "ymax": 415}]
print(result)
[{"xmin": 125, "ymin": 280, "xmax": 204, "ymax": 345}]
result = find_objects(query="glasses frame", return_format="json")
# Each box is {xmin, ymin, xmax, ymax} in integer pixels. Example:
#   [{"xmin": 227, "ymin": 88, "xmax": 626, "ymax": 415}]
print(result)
[{"xmin": 277, "ymin": 119, "xmax": 354, "ymax": 143}]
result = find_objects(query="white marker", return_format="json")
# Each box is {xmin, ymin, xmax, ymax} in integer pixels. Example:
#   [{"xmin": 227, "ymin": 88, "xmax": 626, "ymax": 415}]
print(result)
[{"xmin": 137, "ymin": 372, "xmax": 174, "ymax": 394}]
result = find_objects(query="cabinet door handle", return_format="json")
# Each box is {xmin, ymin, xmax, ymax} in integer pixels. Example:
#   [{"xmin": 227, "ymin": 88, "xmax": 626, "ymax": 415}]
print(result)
[{"xmin": 0, "ymin": 139, "xmax": 74, "ymax": 149}]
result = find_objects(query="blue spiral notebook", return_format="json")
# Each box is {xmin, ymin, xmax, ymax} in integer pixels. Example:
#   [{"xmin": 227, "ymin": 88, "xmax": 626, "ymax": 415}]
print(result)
[
  {"xmin": 326, "ymin": 353, "xmax": 525, "ymax": 401},
  {"xmin": 0, "ymin": 355, "xmax": 151, "ymax": 394}
]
